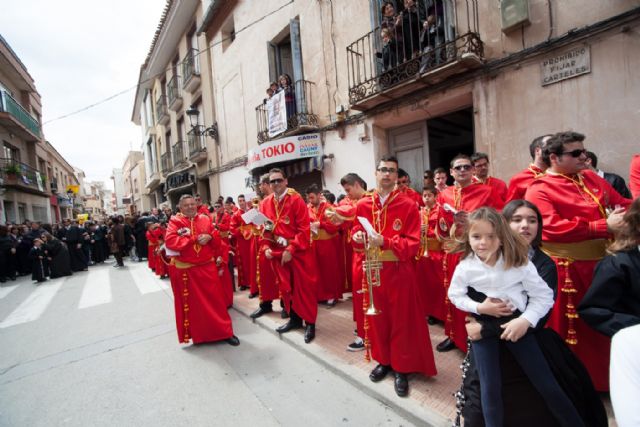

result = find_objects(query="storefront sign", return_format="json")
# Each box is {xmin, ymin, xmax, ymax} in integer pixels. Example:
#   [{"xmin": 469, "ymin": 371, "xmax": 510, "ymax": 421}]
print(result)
[
  {"xmin": 247, "ymin": 133, "xmax": 323, "ymax": 170},
  {"xmin": 541, "ymin": 45, "xmax": 590, "ymax": 86},
  {"xmin": 267, "ymin": 90, "xmax": 287, "ymax": 138}
]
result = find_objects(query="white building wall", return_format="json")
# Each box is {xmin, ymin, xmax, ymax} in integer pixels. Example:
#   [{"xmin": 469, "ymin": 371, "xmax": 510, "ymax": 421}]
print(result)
[{"xmin": 218, "ymin": 166, "xmax": 254, "ymax": 199}]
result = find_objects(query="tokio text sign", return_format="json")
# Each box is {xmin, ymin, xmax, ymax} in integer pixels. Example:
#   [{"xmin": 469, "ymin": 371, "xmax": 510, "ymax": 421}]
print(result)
[
  {"xmin": 247, "ymin": 133, "xmax": 322, "ymax": 170},
  {"xmin": 541, "ymin": 45, "xmax": 591, "ymax": 86}
]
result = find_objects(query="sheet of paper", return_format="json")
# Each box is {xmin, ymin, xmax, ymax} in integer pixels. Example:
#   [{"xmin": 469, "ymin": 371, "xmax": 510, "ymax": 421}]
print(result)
[
  {"xmin": 310, "ymin": 222, "xmax": 319, "ymax": 235},
  {"xmin": 357, "ymin": 216, "xmax": 377, "ymax": 237},
  {"xmin": 241, "ymin": 208, "xmax": 269, "ymax": 226},
  {"xmin": 164, "ymin": 246, "xmax": 180, "ymax": 256},
  {"xmin": 442, "ymin": 203, "xmax": 458, "ymax": 214}
]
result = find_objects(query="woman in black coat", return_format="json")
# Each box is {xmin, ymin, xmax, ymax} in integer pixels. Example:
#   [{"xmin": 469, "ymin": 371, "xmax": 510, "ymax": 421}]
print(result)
[
  {"xmin": 458, "ymin": 200, "xmax": 606, "ymax": 427},
  {"xmin": 0, "ymin": 225, "xmax": 17, "ymax": 282},
  {"xmin": 43, "ymin": 233, "xmax": 72, "ymax": 279}
]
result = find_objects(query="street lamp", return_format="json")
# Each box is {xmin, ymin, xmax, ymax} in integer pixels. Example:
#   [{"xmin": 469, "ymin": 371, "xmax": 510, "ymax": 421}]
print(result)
[{"xmin": 185, "ymin": 105, "xmax": 218, "ymax": 141}]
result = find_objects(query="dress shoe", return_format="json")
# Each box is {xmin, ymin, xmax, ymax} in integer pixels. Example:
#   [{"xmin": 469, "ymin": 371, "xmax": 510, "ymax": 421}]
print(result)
[
  {"xmin": 225, "ymin": 335, "xmax": 240, "ymax": 346},
  {"xmin": 436, "ymin": 337, "xmax": 456, "ymax": 352},
  {"xmin": 248, "ymin": 292, "xmax": 259, "ymax": 299},
  {"xmin": 275, "ymin": 319, "xmax": 303, "ymax": 333},
  {"xmin": 394, "ymin": 373, "xmax": 409, "ymax": 397},
  {"xmin": 250, "ymin": 306, "xmax": 273, "ymax": 319},
  {"xmin": 304, "ymin": 324, "xmax": 315, "ymax": 343},
  {"xmin": 280, "ymin": 310, "xmax": 289, "ymax": 319},
  {"xmin": 369, "ymin": 364, "xmax": 391, "ymax": 382}
]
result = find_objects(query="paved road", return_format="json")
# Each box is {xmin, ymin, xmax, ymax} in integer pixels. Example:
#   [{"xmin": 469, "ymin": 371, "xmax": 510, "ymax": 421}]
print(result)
[{"xmin": 0, "ymin": 260, "xmax": 416, "ymax": 426}]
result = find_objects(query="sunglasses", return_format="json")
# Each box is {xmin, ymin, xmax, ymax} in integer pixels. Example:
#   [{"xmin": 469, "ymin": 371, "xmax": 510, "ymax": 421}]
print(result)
[
  {"xmin": 452, "ymin": 164, "xmax": 473, "ymax": 171},
  {"xmin": 269, "ymin": 178, "xmax": 284, "ymax": 184},
  {"xmin": 376, "ymin": 167, "xmax": 397, "ymax": 174},
  {"xmin": 560, "ymin": 148, "xmax": 587, "ymax": 158}
]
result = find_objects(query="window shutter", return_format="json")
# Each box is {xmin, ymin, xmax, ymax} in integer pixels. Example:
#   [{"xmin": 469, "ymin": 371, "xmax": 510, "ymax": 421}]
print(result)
[
  {"xmin": 289, "ymin": 17, "xmax": 305, "ymax": 114},
  {"xmin": 267, "ymin": 42, "xmax": 277, "ymax": 84}
]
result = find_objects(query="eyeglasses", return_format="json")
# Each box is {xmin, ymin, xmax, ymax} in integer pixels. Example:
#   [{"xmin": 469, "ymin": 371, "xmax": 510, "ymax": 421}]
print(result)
[
  {"xmin": 560, "ymin": 148, "xmax": 587, "ymax": 158},
  {"xmin": 452, "ymin": 164, "xmax": 473, "ymax": 171},
  {"xmin": 269, "ymin": 178, "xmax": 284, "ymax": 184},
  {"xmin": 376, "ymin": 167, "xmax": 397, "ymax": 174}
]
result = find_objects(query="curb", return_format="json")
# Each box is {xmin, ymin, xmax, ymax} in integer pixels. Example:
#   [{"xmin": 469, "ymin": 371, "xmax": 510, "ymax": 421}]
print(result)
[{"xmin": 232, "ymin": 305, "xmax": 452, "ymax": 427}]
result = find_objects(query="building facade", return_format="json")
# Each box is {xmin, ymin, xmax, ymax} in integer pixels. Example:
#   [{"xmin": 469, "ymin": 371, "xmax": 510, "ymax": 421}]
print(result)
[
  {"xmin": 110, "ymin": 168, "xmax": 126, "ymax": 216},
  {"xmin": 121, "ymin": 150, "xmax": 151, "ymax": 214},
  {"xmin": 1, "ymin": 35, "xmax": 79, "ymax": 224},
  {"xmin": 133, "ymin": 1, "xmax": 640, "ymax": 201}
]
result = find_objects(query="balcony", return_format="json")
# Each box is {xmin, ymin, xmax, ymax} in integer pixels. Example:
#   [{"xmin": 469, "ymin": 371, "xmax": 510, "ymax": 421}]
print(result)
[
  {"xmin": 171, "ymin": 141, "xmax": 187, "ymax": 168},
  {"xmin": 182, "ymin": 49, "xmax": 201, "ymax": 93},
  {"xmin": 167, "ymin": 75, "xmax": 183, "ymax": 111},
  {"xmin": 0, "ymin": 90, "xmax": 42, "ymax": 141},
  {"xmin": 155, "ymin": 96, "xmax": 170, "ymax": 126},
  {"xmin": 187, "ymin": 131, "xmax": 207, "ymax": 163},
  {"xmin": 0, "ymin": 158, "xmax": 49, "ymax": 196},
  {"xmin": 346, "ymin": 4, "xmax": 483, "ymax": 111},
  {"xmin": 255, "ymin": 79, "xmax": 319, "ymax": 144},
  {"xmin": 160, "ymin": 152, "xmax": 172, "ymax": 174}
]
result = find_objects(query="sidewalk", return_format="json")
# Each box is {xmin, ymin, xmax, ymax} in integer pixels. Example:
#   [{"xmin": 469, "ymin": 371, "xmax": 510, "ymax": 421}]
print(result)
[{"xmin": 232, "ymin": 290, "xmax": 463, "ymax": 427}]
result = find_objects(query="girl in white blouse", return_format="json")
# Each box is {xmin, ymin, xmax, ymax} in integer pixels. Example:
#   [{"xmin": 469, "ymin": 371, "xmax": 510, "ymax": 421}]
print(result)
[{"xmin": 448, "ymin": 207, "xmax": 584, "ymax": 427}]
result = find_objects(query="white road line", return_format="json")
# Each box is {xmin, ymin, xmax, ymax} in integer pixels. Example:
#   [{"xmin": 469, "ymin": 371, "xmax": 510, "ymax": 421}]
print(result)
[
  {"xmin": 130, "ymin": 266, "xmax": 170, "ymax": 294},
  {"xmin": 0, "ymin": 280, "xmax": 64, "ymax": 328},
  {"xmin": 78, "ymin": 268, "xmax": 112, "ymax": 309},
  {"xmin": 0, "ymin": 285, "xmax": 19, "ymax": 299}
]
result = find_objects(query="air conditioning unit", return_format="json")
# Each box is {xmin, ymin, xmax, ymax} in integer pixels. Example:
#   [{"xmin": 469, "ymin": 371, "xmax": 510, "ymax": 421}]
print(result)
[{"xmin": 501, "ymin": 0, "xmax": 530, "ymax": 34}]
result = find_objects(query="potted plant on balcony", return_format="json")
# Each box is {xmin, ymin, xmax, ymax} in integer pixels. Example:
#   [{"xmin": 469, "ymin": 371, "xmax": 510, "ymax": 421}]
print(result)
[{"xmin": 4, "ymin": 163, "xmax": 20, "ymax": 177}]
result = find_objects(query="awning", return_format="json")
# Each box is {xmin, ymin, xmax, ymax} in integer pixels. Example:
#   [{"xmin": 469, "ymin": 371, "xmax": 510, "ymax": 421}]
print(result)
[{"xmin": 247, "ymin": 133, "xmax": 323, "ymax": 171}]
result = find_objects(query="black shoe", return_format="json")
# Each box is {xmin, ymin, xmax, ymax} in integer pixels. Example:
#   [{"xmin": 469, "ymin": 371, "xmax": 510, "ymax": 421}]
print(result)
[
  {"xmin": 250, "ymin": 306, "xmax": 273, "ymax": 319},
  {"xmin": 427, "ymin": 316, "xmax": 438, "ymax": 325},
  {"xmin": 436, "ymin": 338, "xmax": 456, "ymax": 352},
  {"xmin": 225, "ymin": 335, "xmax": 240, "ymax": 346},
  {"xmin": 239, "ymin": 286, "xmax": 249, "ymax": 291},
  {"xmin": 248, "ymin": 292, "xmax": 259, "ymax": 299},
  {"xmin": 280, "ymin": 310, "xmax": 289, "ymax": 319},
  {"xmin": 369, "ymin": 364, "xmax": 391, "ymax": 382},
  {"xmin": 275, "ymin": 319, "xmax": 303, "ymax": 333},
  {"xmin": 304, "ymin": 324, "xmax": 316, "ymax": 343},
  {"xmin": 394, "ymin": 373, "xmax": 409, "ymax": 397}
]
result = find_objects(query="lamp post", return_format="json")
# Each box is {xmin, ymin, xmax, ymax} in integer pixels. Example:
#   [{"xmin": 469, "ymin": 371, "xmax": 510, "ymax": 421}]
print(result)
[{"xmin": 185, "ymin": 105, "xmax": 218, "ymax": 140}]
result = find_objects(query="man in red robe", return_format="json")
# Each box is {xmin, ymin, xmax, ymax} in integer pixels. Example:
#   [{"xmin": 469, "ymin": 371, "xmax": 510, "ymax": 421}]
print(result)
[
  {"xmin": 260, "ymin": 168, "xmax": 318, "ymax": 343},
  {"xmin": 629, "ymin": 153, "xmax": 640, "ymax": 199},
  {"xmin": 505, "ymin": 134, "xmax": 552, "ymax": 203},
  {"xmin": 195, "ymin": 194, "xmax": 211, "ymax": 217},
  {"xmin": 212, "ymin": 201, "xmax": 234, "ymax": 297},
  {"xmin": 525, "ymin": 131, "xmax": 631, "ymax": 391},
  {"xmin": 416, "ymin": 185, "xmax": 445, "ymax": 322},
  {"xmin": 307, "ymin": 184, "xmax": 344, "ymax": 305},
  {"xmin": 471, "ymin": 152, "xmax": 508, "ymax": 203},
  {"xmin": 435, "ymin": 154, "xmax": 504, "ymax": 352},
  {"xmin": 336, "ymin": 173, "xmax": 369, "ymax": 351},
  {"xmin": 164, "ymin": 194, "xmax": 239, "ymax": 346},
  {"xmin": 397, "ymin": 169, "xmax": 424, "ymax": 208},
  {"xmin": 230, "ymin": 195, "xmax": 252, "ymax": 292},
  {"xmin": 351, "ymin": 155, "xmax": 437, "ymax": 397}
]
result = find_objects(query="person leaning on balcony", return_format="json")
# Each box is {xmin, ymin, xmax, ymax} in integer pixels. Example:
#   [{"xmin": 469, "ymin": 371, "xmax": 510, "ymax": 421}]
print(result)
[
  {"xmin": 398, "ymin": 0, "xmax": 427, "ymax": 62},
  {"xmin": 277, "ymin": 74, "xmax": 296, "ymax": 121}
]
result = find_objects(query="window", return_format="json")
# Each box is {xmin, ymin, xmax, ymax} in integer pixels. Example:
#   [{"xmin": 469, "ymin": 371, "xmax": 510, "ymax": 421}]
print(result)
[
  {"xmin": 3, "ymin": 142, "xmax": 20, "ymax": 162},
  {"xmin": 267, "ymin": 18, "xmax": 303, "ymax": 87},
  {"xmin": 222, "ymin": 16, "xmax": 235, "ymax": 51}
]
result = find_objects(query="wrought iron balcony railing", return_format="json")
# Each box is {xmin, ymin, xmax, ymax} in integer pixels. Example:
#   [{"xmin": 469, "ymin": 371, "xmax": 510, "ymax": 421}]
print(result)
[
  {"xmin": 182, "ymin": 48, "xmax": 201, "ymax": 92},
  {"xmin": 160, "ymin": 151, "xmax": 172, "ymax": 174},
  {"xmin": 167, "ymin": 75, "xmax": 183, "ymax": 111},
  {"xmin": 346, "ymin": 1, "xmax": 483, "ymax": 110},
  {"xmin": 255, "ymin": 79, "xmax": 318, "ymax": 144},
  {"xmin": 155, "ymin": 95, "xmax": 169, "ymax": 125},
  {"xmin": 0, "ymin": 90, "xmax": 42, "ymax": 139},
  {"xmin": 172, "ymin": 141, "xmax": 186, "ymax": 166},
  {"xmin": 0, "ymin": 158, "xmax": 48, "ymax": 195}
]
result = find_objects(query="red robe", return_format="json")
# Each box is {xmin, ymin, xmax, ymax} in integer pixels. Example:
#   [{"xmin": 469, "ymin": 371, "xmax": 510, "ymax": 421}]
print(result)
[
  {"xmin": 525, "ymin": 171, "xmax": 632, "ymax": 391},
  {"xmin": 474, "ymin": 175, "xmax": 508, "ymax": 204},
  {"xmin": 197, "ymin": 205, "xmax": 211, "ymax": 217},
  {"xmin": 436, "ymin": 182, "xmax": 504, "ymax": 351},
  {"xmin": 630, "ymin": 154, "xmax": 640, "ymax": 199},
  {"xmin": 254, "ymin": 199, "xmax": 279, "ymax": 302},
  {"xmin": 506, "ymin": 164, "xmax": 545, "ymax": 203},
  {"xmin": 352, "ymin": 189, "xmax": 437, "ymax": 376},
  {"xmin": 309, "ymin": 201, "xmax": 344, "ymax": 301},
  {"xmin": 399, "ymin": 186, "xmax": 425, "ymax": 208},
  {"xmin": 152, "ymin": 226, "xmax": 168, "ymax": 277},
  {"xmin": 230, "ymin": 208, "xmax": 252, "ymax": 289},
  {"xmin": 146, "ymin": 229, "xmax": 158, "ymax": 272},
  {"xmin": 260, "ymin": 189, "xmax": 318, "ymax": 324},
  {"xmin": 415, "ymin": 204, "xmax": 445, "ymax": 320},
  {"xmin": 164, "ymin": 213, "xmax": 234, "ymax": 344}
]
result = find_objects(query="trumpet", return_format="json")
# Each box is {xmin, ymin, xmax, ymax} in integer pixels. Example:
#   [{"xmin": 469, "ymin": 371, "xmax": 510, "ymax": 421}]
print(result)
[{"xmin": 362, "ymin": 233, "xmax": 382, "ymax": 316}]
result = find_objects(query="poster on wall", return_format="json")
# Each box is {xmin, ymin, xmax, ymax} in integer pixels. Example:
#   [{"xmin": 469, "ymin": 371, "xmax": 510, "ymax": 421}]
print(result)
[{"xmin": 267, "ymin": 90, "xmax": 287, "ymax": 138}]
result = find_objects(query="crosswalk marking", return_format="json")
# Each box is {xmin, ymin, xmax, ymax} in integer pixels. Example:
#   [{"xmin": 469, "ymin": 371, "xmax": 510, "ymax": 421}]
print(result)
[
  {"xmin": 78, "ymin": 268, "xmax": 112, "ymax": 309},
  {"xmin": 129, "ymin": 266, "xmax": 170, "ymax": 294},
  {"xmin": 0, "ymin": 285, "xmax": 19, "ymax": 300},
  {"xmin": 0, "ymin": 280, "xmax": 64, "ymax": 328}
]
